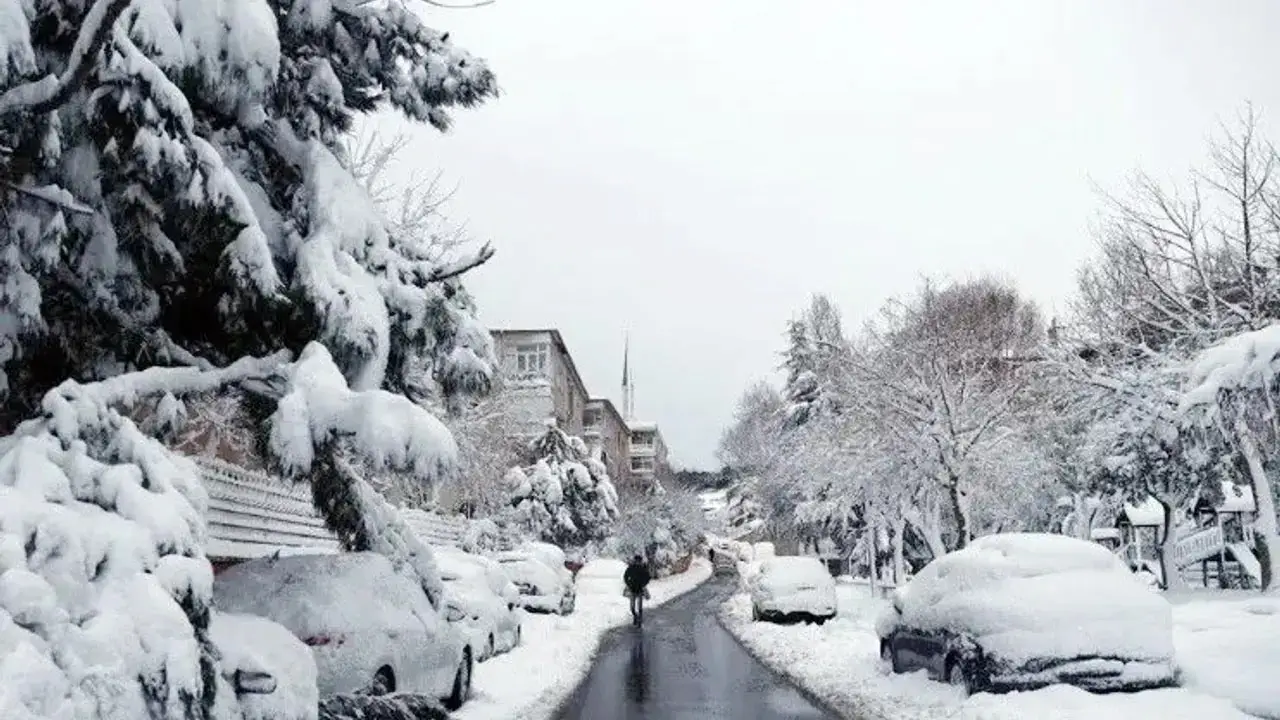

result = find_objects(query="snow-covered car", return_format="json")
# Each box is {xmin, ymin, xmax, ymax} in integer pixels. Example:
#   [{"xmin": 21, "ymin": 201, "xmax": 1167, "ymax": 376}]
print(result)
[
  {"xmin": 876, "ymin": 532, "xmax": 1178, "ymax": 695},
  {"xmin": 210, "ymin": 612, "xmax": 318, "ymax": 720},
  {"xmin": 213, "ymin": 552, "xmax": 474, "ymax": 710},
  {"xmin": 495, "ymin": 548, "xmax": 576, "ymax": 614},
  {"xmin": 524, "ymin": 541, "xmax": 570, "ymax": 574},
  {"xmin": 712, "ymin": 550, "xmax": 738, "ymax": 577},
  {"xmin": 437, "ymin": 545, "xmax": 522, "ymax": 606},
  {"xmin": 436, "ymin": 549, "xmax": 523, "ymax": 661},
  {"xmin": 748, "ymin": 555, "xmax": 838, "ymax": 624}
]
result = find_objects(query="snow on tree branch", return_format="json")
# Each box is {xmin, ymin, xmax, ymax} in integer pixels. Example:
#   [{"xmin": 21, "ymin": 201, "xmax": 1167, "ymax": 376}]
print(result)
[
  {"xmin": 0, "ymin": 0, "xmax": 133, "ymax": 116},
  {"xmin": 269, "ymin": 341, "xmax": 459, "ymax": 483}
]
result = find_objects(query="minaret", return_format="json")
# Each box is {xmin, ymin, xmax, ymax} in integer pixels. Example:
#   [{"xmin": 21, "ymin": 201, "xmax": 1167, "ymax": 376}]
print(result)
[{"xmin": 622, "ymin": 334, "xmax": 634, "ymax": 420}]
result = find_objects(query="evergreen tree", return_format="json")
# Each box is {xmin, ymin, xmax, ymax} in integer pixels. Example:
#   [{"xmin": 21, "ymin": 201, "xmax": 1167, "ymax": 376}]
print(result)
[
  {"xmin": 0, "ymin": 0, "xmax": 499, "ymax": 429},
  {"xmin": 506, "ymin": 424, "xmax": 620, "ymax": 549}
]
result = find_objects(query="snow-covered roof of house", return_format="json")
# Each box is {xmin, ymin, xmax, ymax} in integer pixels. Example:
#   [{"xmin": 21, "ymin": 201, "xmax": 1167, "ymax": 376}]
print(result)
[
  {"xmin": 1120, "ymin": 498, "xmax": 1165, "ymax": 526},
  {"xmin": 1217, "ymin": 482, "xmax": 1256, "ymax": 514}
]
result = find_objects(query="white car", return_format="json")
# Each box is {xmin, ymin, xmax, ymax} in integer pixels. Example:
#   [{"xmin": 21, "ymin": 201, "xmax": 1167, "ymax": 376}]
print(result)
[
  {"xmin": 748, "ymin": 555, "xmax": 838, "ymax": 624},
  {"xmin": 495, "ymin": 547, "xmax": 576, "ymax": 615},
  {"xmin": 436, "ymin": 549, "xmax": 523, "ymax": 660},
  {"xmin": 209, "ymin": 612, "xmax": 317, "ymax": 720},
  {"xmin": 213, "ymin": 552, "xmax": 474, "ymax": 710},
  {"xmin": 876, "ymin": 532, "xmax": 1178, "ymax": 694}
]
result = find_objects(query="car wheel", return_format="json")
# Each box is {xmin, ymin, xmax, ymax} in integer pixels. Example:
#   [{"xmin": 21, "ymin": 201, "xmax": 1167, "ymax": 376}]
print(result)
[
  {"xmin": 368, "ymin": 667, "xmax": 394, "ymax": 696},
  {"xmin": 444, "ymin": 649, "xmax": 472, "ymax": 711},
  {"xmin": 880, "ymin": 638, "xmax": 901, "ymax": 673},
  {"xmin": 946, "ymin": 656, "xmax": 972, "ymax": 695}
]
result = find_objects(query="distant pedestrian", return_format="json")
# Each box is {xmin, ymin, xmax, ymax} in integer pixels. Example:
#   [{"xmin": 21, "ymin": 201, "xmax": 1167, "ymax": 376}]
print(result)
[{"xmin": 623, "ymin": 554, "xmax": 651, "ymax": 626}]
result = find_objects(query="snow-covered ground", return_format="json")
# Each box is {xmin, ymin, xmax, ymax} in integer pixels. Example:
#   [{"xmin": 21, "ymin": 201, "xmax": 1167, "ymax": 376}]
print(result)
[
  {"xmin": 720, "ymin": 580, "xmax": 1264, "ymax": 720},
  {"xmin": 453, "ymin": 558, "xmax": 712, "ymax": 720},
  {"xmin": 1169, "ymin": 590, "xmax": 1280, "ymax": 719}
]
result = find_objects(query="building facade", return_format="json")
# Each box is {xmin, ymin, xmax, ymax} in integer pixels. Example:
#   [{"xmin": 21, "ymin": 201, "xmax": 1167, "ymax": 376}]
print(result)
[
  {"xmin": 491, "ymin": 329, "xmax": 591, "ymax": 437},
  {"xmin": 583, "ymin": 397, "xmax": 630, "ymax": 487},
  {"xmin": 627, "ymin": 420, "xmax": 670, "ymax": 489}
]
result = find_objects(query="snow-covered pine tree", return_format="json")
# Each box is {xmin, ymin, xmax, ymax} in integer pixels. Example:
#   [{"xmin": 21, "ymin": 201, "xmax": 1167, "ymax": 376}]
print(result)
[
  {"xmin": 0, "ymin": 0, "xmax": 498, "ymax": 429},
  {"xmin": 506, "ymin": 424, "xmax": 619, "ymax": 549},
  {"xmin": 0, "ymin": 2, "xmax": 498, "ymax": 718}
]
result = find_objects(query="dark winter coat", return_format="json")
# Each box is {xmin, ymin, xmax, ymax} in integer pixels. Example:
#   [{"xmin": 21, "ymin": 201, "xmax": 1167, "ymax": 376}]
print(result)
[{"xmin": 623, "ymin": 559, "xmax": 651, "ymax": 593}]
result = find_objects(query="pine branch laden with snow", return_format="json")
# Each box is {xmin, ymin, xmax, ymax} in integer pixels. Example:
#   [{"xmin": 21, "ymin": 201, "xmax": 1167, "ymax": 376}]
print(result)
[
  {"xmin": 1179, "ymin": 324, "xmax": 1280, "ymax": 591},
  {"xmin": 505, "ymin": 425, "xmax": 619, "ymax": 550},
  {"xmin": 267, "ymin": 341, "xmax": 457, "ymax": 605},
  {"xmin": 0, "ymin": 0, "xmax": 499, "ymax": 430},
  {"xmin": 0, "ymin": 351, "xmax": 287, "ymax": 720}
]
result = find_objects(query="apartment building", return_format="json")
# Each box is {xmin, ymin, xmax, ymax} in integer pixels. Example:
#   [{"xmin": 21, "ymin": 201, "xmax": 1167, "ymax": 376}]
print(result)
[
  {"xmin": 627, "ymin": 420, "xmax": 670, "ymax": 488},
  {"xmin": 583, "ymin": 397, "xmax": 630, "ymax": 487},
  {"xmin": 490, "ymin": 329, "xmax": 590, "ymax": 437}
]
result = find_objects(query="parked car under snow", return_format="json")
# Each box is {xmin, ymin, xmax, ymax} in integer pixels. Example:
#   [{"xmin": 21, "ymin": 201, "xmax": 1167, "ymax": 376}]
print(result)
[
  {"xmin": 435, "ymin": 547, "xmax": 523, "ymax": 661},
  {"xmin": 876, "ymin": 532, "xmax": 1178, "ymax": 695},
  {"xmin": 210, "ymin": 611, "xmax": 318, "ymax": 720},
  {"xmin": 495, "ymin": 546, "xmax": 576, "ymax": 615},
  {"xmin": 748, "ymin": 555, "xmax": 838, "ymax": 624},
  {"xmin": 213, "ymin": 552, "xmax": 474, "ymax": 710}
]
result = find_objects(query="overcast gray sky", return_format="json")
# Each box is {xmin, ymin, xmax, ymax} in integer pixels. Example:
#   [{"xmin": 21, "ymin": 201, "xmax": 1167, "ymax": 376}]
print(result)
[{"xmin": 380, "ymin": 0, "xmax": 1280, "ymax": 470}]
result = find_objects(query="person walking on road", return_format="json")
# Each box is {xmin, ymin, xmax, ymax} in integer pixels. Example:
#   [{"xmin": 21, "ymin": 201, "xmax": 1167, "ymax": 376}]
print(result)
[{"xmin": 623, "ymin": 554, "xmax": 652, "ymax": 626}]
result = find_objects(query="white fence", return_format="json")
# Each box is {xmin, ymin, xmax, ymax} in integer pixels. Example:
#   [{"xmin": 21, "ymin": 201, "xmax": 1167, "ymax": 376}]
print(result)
[{"xmin": 196, "ymin": 457, "xmax": 340, "ymax": 561}]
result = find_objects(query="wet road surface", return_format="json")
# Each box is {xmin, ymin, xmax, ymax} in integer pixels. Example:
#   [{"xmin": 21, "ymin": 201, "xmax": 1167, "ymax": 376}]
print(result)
[{"xmin": 555, "ymin": 576, "xmax": 839, "ymax": 720}]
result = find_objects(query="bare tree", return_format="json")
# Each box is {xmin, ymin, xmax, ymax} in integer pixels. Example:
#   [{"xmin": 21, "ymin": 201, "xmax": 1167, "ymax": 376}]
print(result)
[
  {"xmin": 339, "ymin": 124, "xmax": 473, "ymax": 263},
  {"xmin": 853, "ymin": 276, "xmax": 1046, "ymax": 551}
]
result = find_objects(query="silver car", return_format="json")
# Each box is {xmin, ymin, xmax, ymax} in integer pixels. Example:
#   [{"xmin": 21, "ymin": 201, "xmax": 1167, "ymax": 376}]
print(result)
[{"xmin": 214, "ymin": 552, "xmax": 474, "ymax": 710}]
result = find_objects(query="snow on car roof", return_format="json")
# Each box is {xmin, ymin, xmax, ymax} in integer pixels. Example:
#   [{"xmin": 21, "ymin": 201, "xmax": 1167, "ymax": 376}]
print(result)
[
  {"xmin": 759, "ymin": 555, "xmax": 830, "ymax": 584},
  {"xmin": 213, "ymin": 551, "xmax": 434, "ymax": 637},
  {"xmin": 897, "ymin": 534, "xmax": 1173, "ymax": 665}
]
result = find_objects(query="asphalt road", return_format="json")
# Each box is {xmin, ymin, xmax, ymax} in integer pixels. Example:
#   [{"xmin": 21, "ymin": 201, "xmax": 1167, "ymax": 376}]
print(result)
[{"xmin": 555, "ymin": 575, "xmax": 839, "ymax": 720}]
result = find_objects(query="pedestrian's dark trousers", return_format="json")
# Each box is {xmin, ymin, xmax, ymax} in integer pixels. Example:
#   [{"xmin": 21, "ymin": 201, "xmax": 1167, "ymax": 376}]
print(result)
[{"xmin": 629, "ymin": 592, "xmax": 643, "ymax": 624}]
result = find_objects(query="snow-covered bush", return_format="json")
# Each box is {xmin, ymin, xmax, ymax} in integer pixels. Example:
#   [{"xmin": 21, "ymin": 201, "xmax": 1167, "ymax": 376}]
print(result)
[
  {"xmin": 0, "ymin": 352, "xmax": 287, "ymax": 720},
  {"xmin": 505, "ymin": 425, "xmax": 619, "ymax": 550}
]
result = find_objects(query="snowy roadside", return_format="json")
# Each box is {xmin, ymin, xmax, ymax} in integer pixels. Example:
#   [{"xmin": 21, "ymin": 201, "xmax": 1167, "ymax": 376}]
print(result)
[
  {"xmin": 719, "ymin": 582, "xmax": 1255, "ymax": 720},
  {"xmin": 1170, "ymin": 591, "xmax": 1280, "ymax": 719},
  {"xmin": 452, "ymin": 558, "xmax": 712, "ymax": 720}
]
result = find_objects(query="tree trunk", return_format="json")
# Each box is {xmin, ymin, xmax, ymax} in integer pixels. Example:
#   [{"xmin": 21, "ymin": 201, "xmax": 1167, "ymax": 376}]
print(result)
[
  {"xmin": 946, "ymin": 474, "xmax": 972, "ymax": 550},
  {"xmin": 905, "ymin": 497, "xmax": 947, "ymax": 561},
  {"xmin": 1157, "ymin": 498, "xmax": 1188, "ymax": 591},
  {"xmin": 1234, "ymin": 418, "xmax": 1280, "ymax": 592},
  {"xmin": 892, "ymin": 516, "xmax": 907, "ymax": 584}
]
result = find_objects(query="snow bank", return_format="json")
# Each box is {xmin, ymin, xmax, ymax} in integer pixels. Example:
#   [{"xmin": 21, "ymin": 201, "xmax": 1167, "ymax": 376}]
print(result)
[
  {"xmin": 722, "ymin": 583, "xmax": 1253, "ymax": 720},
  {"xmin": 452, "ymin": 558, "xmax": 711, "ymax": 720},
  {"xmin": 1173, "ymin": 592, "xmax": 1280, "ymax": 718}
]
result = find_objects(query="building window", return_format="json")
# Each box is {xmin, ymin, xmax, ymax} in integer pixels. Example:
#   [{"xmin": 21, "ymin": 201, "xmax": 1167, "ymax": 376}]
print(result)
[
  {"xmin": 631, "ymin": 456, "xmax": 654, "ymax": 472},
  {"xmin": 631, "ymin": 431, "xmax": 653, "ymax": 447},
  {"xmin": 515, "ymin": 343, "xmax": 549, "ymax": 376},
  {"xmin": 583, "ymin": 408, "xmax": 600, "ymax": 427}
]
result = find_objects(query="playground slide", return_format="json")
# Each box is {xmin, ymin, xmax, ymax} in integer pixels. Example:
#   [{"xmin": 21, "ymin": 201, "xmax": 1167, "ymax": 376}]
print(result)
[{"xmin": 1227, "ymin": 543, "xmax": 1263, "ymax": 586}]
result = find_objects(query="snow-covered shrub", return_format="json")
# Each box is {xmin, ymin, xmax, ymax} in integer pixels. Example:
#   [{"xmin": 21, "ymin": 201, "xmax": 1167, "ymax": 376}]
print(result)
[
  {"xmin": 0, "ymin": 352, "xmax": 285, "ymax": 720},
  {"xmin": 505, "ymin": 425, "xmax": 619, "ymax": 550}
]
